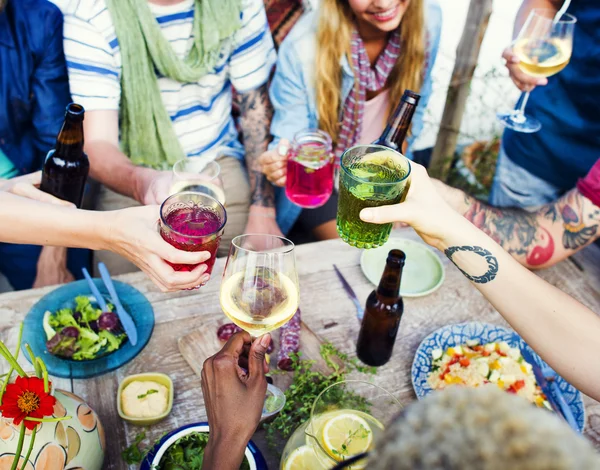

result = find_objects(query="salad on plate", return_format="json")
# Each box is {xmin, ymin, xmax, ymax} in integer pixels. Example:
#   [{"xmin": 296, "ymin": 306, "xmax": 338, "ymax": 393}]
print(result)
[{"xmin": 43, "ymin": 295, "xmax": 127, "ymax": 361}]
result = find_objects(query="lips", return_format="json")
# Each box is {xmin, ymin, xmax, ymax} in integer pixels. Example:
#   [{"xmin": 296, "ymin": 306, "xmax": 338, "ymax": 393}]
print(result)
[{"xmin": 368, "ymin": 4, "xmax": 399, "ymax": 22}]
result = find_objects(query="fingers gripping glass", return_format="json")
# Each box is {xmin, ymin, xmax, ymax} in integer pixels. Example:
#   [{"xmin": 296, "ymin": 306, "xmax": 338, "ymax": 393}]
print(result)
[{"xmin": 497, "ymin": 9, "xmax": 576, "ymax": 133}]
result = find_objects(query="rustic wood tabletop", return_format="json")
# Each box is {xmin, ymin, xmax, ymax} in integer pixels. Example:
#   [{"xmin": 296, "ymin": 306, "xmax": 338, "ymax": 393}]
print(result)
[{"xmin": 1, "ymin": 230, "xmax": 599, "ymax": 469}]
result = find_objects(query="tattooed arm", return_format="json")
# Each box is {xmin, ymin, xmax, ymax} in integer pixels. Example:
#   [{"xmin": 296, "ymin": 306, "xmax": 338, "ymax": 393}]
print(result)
[
  {"xmin": 360, "ymin": 163, "xmax": 600, "ymax": 401},
  {"xmin": 433, "ymin": 180, "xmax": 600, "ymax": 269},
  {"xmin": 238, "ymin": 84, "xmax": 283, "ymax": 236}
]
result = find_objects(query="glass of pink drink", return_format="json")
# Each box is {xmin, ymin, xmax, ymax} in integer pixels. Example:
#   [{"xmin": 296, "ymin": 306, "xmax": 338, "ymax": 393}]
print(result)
[
  {"xmin": 159, "ymin": 192, "xmax": 227, "ymax": 286},
  {"xmin": 285, "ymin": 129, "xmax": 334, "ymax": 209}
]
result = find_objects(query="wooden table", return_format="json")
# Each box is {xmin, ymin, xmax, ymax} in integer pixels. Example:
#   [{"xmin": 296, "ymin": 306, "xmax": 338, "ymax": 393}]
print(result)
[{"xmin": 2, "ymin": 230, "xmax": 600, "ymax": 469}]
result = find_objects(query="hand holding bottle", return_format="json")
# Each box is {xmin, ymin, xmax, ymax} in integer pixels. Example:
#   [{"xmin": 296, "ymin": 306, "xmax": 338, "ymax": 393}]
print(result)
[
  {"xmin": 1, "ymin": 171, "xmax": 74, "ymax": 206},
  {"xmin": 258, "ymin": 139, "xmax": 290, "ymax": 187}
]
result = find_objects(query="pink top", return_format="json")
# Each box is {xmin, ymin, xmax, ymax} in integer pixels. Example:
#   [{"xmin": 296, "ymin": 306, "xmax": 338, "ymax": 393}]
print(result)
[
  {"xmin": 577, "ymin": 158, "xmax": 600, "ymax": 207},
  {"xmin": 358, "ymin": 89, "xmax": 390, "ymax": 145}
]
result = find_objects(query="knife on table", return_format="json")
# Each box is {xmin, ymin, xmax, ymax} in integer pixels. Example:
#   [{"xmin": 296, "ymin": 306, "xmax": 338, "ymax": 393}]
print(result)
[
  {"xmin": 333, "ymin": 264, "xmax": 364, "ymax": 321},
  {"xmin": 521, "ymin": 347, "xmax": 578, "ymax": 430},
  {"xmin": 97, "ymin": 262, "xmax": 138, "ymax": 346}
]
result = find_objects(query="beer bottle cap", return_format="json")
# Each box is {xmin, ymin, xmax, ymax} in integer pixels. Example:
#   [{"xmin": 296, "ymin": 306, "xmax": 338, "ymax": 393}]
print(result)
[
  {"xmin": 65, "ymin": 103, "xmax": 85, "ymax": 122},
  {"xmin": 401, "ymin": 90, "xmax": 421, "ymax": 106},
  {"xmin": 387, "ymin": 249, "xmax": 406, "ymax": 266}
]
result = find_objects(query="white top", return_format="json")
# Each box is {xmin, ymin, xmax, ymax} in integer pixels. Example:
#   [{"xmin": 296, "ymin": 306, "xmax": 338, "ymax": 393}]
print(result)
[{"xmin": 60, "ymin": 0, "xmax": 276, "ymax": 159}]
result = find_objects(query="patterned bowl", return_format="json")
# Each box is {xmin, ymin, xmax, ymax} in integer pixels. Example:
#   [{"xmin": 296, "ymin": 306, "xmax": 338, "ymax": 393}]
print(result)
[{"xmin": 411, "ymin": 322, "xmax": 585, "ymax": 432}]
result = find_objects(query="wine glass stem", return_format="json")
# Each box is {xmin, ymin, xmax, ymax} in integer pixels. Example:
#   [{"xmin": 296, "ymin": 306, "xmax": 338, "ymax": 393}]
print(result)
[{"xmin": 512, "ymin": 91, "xmax": 531, "ymax": 123}]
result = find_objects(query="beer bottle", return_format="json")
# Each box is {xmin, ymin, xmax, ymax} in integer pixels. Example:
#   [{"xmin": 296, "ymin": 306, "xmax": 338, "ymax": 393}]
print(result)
[
  {"xmin": 356, "ymin": 249, "xmax": 405, "ymax": 366},
  {"xmin": 40, "ymin": 103, "xmax": 89, "ymax": 207},
  {"xmin": 373, "ymin": 90, "xmax": 420, "ymax": 152}
]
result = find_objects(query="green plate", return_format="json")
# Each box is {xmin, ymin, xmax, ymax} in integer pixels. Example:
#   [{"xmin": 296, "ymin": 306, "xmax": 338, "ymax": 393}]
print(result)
[{"xmin": 360, "ymin": 238, "xmax": 445, "ymax": 297}]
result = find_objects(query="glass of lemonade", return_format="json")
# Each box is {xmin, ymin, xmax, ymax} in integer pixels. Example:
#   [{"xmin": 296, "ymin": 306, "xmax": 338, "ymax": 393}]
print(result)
[
  {"xmin": 285, "ymin": 129, "xmax": 334, "ymax": 209},
  {"xmin": 160, "ymin": 192, "xmax": 227, "ymax": 286},
  {"xmin": 220, "ymin": 234, "xmax": 299, "ymax": 338},
  {"xmin": 337, "ymin": 144, "xmax": 411, "ymax": 249},
  {"xmin": 172, "ymin": 157, "xmax": 226, "ymax": 205},
  {"xmin": 281, "ymin": 380, "xmax": 402, "ymax": 470},
  {"xmin": 497, "ymin": 9, "xmax": 576, "ymax": 133}
]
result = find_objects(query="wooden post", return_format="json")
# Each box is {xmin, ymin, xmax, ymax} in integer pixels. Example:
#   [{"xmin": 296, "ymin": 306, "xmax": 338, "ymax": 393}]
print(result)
[{"xmin": 429, "ymin": 0, "xmax": 494, "ymax": 180}]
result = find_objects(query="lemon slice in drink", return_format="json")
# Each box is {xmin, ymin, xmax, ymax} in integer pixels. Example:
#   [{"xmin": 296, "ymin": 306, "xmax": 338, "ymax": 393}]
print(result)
[
  {"xmin": 283, "ymin": 445, "xmax": 324, "ymax": 470},
  {"xmin": 321, "ymin": 412, "xmax": 374, "ymax": 463}
]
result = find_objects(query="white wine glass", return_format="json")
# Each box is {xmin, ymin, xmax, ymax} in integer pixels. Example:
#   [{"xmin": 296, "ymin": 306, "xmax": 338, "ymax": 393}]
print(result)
[
  {"xmin": 220, "ymin": 234, "xmax": 299, "ymax": 338},
  {"xmin": 171, "ymin": 157, "xmax": 226, "ymax": 205},
  {"xmin": 497, "ymin": 9, "xmax": 576, "ymax": 133}
]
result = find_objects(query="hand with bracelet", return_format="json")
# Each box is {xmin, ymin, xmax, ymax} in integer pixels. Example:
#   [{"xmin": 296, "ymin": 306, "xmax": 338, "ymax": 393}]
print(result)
[{"xmin": 360, "ymin": 163, "xmax": 600, "ymax": 402}]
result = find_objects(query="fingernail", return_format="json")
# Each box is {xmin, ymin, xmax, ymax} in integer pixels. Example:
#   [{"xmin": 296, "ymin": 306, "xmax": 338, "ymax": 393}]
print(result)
[
  {"xmin": 200, "ymin": 274, "xmax": 210, "ymax": 284},
  {"xmin": 278, "ymin": 143, "xmax": 289, "ymax": 157},
  {"xmin": 537, "ymin": 78, "xmax": 547, "ymax": 85},
  {"xmin": 361, "ymin": 209, "xmax": 373, "ymax": 222},
  {"xmin": 259, "ymin": 334, "xmax": 271, "ymax": 348}
]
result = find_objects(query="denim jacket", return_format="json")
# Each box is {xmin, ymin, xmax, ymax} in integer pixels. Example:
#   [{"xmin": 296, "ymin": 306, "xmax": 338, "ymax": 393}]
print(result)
[
  {"xmin": 269, "ymin": 1, "xmax": 442, "ymax": 234},
  {"xmin": 0, "ymin": 0, "xmax": 71, "ymax": 175}
]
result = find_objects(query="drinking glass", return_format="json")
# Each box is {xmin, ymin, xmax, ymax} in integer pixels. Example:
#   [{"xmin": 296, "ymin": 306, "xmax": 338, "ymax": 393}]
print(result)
[
  {"xmin": 281, "ymin": 380, "xmax": 402, "ymax": 469},
  {"xmin": 336, "ymin": 144, "xmax": 411, "ymax": 249},
  {"xmin": 171, "ymin": 157, "xmax": 226, "ymax": 205},
  {"xmin": 159, "ymin": 192, "xmax": 227, "ymax": 285},
  {"xmin": 285, "ymin": 129, "xmax": 334, "ymax": 208},
  {"xmin": 220, "ymin": 234, "xmax": 299, "ymax": 338},
  {"xmin": 497, "ymin": 9, "xmax": 576, "ymax": 133}
]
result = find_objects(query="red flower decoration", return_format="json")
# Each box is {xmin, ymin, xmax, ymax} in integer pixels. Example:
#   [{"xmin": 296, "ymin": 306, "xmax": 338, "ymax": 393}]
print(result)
[{"xmin": 0, "ymin": 376, "xmax": 56, "ymax": 430}]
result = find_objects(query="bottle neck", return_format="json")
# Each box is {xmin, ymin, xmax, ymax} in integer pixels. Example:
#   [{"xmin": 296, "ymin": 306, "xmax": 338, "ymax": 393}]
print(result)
[
  {"xmin": 376, "ymin": 261, "xmax": 404, "ymax": 300},
  {"xmin": 55, "ymin": 118, "xmax": 84, "ymax": 160},
  {"xmin": 377, "ymin": 101, "xmax": 417, "ymax": 151}
]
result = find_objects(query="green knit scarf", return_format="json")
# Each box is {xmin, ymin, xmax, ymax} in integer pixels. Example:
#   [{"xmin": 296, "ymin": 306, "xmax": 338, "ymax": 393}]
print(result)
[{"xmin": 106, "ymin": 0, "xmax": 242, "ymax": 168}]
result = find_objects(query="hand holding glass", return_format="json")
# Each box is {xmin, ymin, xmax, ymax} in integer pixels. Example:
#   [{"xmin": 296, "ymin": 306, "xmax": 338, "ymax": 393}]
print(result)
[
  {"xmin": 497, "ymin": 9, "xmax": 576, "ymax": 133},
  {"xmin": 159, "ymin": 192, "xmax": 226, "ymax": 285}
]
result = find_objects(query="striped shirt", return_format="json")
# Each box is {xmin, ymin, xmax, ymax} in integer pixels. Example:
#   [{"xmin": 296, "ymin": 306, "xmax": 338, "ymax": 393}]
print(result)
[{"xmin": 60, "ymin": 0, "xmax": 276, "ymax": 160}]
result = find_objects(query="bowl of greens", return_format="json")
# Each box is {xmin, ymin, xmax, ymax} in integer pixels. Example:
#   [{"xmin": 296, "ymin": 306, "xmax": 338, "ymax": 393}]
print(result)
[
  {"xmin": 44, "ymin": 295, "xmax": 127, "ymax": 361},
  {"xmin": 141, "ymin": 423, "xmax": 267, "ymax": 470},
  {"xmin": 23, "ymin": 279, "xmax": 154, "ymax": 379}
]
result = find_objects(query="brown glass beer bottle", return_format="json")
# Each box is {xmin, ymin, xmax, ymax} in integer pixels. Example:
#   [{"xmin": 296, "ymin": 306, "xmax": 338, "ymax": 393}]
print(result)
[
  {"xmin": 373, "ymin": 90, "xmax": 420, "ymax": 152},
  {"xmin": 356, "ymin": 249, "xmax": 405, "ymax": 366},
  {"xmin": 40, "ymin": 103, "xmax": 89, "ymax": 207}
]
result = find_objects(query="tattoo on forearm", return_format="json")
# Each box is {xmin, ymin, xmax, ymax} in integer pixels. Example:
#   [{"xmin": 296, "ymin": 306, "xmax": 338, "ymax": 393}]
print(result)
[
  {"xmin": 461, "ymin": 189, "xmax": 599, "ymax": 267},
  {"xmin": 239, "ymin": 84, "xmax": 275, "ymax": 208},
  {"xmin": 445, "ymin": 245, "xmax": 499, "ymax": 284}
]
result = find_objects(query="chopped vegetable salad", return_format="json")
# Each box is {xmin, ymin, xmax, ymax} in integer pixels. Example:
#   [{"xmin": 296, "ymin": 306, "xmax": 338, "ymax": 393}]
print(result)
[
  {"xmin": 44, "ymin": 295, "xmax": 127, "ymax": 361},
  {"xmin": 427, "ymin": 340, "xmax": 550, "ymax": 409}
]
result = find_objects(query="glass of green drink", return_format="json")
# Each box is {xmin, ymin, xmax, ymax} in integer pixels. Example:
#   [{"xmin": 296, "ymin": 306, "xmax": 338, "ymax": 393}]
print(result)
[{"xmin": 336, "ymin": 144, "xmax": 411, "ymax": 249}]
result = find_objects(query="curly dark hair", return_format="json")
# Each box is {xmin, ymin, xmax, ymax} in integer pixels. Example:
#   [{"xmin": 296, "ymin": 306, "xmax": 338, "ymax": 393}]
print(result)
[{"xmin": 370, "ymin": 386, "xmax": 599, "ymax": 470}]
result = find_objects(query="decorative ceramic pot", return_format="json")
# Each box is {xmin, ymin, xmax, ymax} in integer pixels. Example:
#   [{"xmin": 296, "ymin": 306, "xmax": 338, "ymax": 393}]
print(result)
[{"xmin": 0, "ymin": 389, "xmax": 105, "ymax": 470}]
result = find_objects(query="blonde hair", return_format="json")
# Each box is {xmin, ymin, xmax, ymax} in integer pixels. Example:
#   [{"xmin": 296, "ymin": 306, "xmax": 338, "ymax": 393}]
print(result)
[{"xmin": 315, "ymin": 0, "xmax": 426, "ymax": 144}]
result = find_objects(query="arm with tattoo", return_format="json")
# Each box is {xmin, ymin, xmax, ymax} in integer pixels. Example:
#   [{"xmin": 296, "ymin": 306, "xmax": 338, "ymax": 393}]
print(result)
[
  {"xmin": 435, "ymin": 180, "xmax": 600, "ymax": 269},
  {"xmin": 239, "ymin": 84, "xmax": 276, "ymax": 211}
]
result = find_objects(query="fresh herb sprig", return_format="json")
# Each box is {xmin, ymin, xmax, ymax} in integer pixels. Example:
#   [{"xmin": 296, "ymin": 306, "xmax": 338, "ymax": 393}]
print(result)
[
  {"xmin": 138, "ymin": 389, "xmax": 159, "ymax": 400},
  {"xmin": 263, "ymin": 343, "xmax": 376, "ymax": 453}
]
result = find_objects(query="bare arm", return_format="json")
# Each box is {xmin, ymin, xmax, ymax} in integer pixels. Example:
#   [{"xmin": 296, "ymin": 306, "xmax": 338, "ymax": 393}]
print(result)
[
  {"xmin": 83, "ymin": 110, "xmax": 158, "ymax": 204},
  {"xmin": 362, "ymin": 164, "xmax": 600, "ymax": 401},
  {"xmin": 514, "ymin": 0, "xmax": 563, "ymax": 36},
  {"xmin": 435, "ymin": 181, "xmax": 600, "ymax": 269}
]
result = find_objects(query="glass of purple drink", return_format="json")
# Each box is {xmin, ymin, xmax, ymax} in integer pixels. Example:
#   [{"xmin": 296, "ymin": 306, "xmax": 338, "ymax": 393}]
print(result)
[
  {"xmin": 159, "ymin": 192, "xmax": 227, "ymax": 286},
  {"xmin": 285, "ymin": 129, "xmax": 334, "ymax": 209}
]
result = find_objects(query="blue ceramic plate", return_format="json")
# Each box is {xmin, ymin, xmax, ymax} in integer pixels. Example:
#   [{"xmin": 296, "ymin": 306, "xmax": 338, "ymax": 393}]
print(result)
[
  {"xmin": 411, "ymin": 322, "xmax": 585, "ymax": 433},
  {"xmin": 140, "ymin": 422, "xmax": 267, "ymax": 470},
  {"xmin": 23, "ymin": 279, "xmax": 154, "ymax": 379}
]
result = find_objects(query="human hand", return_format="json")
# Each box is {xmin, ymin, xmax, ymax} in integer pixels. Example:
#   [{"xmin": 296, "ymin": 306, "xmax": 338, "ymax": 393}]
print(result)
[
  {"xmin": 258, "ymin": 139, "xmax": 289, "ymax": 187},
  {"xmin": 502, "ymin": 47, "xmax": 548, "ymax": 92},
  {"xmin": 0, "ymin": 171, "xmax": 74, "ymax": 207},
  {"xmin": 359, "ymin": 163, "xmax": 465, "ymax": 249},
  {"xmin": 103, "ymin": 205, "xmax": 213, "ymax": 291},
  {"xmin": 201, "ymin": 332, "xmax": 271, "ymax": 469},
  {"xmin": 133, "ymin": 168, "xmax": 173, "ymax": 206},
  {"xmin": 33, "ymin": 246, "xmax": 75, "ymax": 288}
]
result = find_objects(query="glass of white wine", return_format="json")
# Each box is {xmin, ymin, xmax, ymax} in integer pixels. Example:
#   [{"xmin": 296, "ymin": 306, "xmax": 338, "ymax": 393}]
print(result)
[
  {"xmin": 220, "ymin": 234, "xmax": 299, "ymax": 338},
  {"xmin": 497, "ymin": 9, "xmax": 576, "ymax": 133},
  {"xmin": 171, "ymin": 157, "xmax": 226, "ymax": 205}
]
